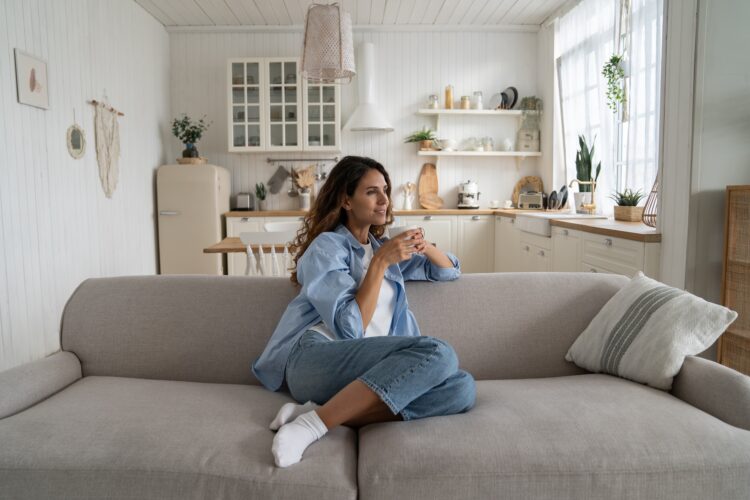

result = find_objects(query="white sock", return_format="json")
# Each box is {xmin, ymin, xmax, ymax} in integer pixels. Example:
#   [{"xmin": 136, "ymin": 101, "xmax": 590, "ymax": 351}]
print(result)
[
  {"xmin": 269, "ymin": 401, "xmax": 319, "ymax": 430},
  {"xmin": 272, "ymin": 410, "xmax": 328, "ymax": 468}
]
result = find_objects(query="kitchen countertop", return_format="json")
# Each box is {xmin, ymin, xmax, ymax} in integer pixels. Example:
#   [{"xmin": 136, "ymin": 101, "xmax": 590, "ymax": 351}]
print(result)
[
  {"xmin": 224, "ymin": 209, "xmax": 660, "ymax": 242},
  {"xmin": 224, "ymin": 208, "xmax": 540, "ymax": 217}
]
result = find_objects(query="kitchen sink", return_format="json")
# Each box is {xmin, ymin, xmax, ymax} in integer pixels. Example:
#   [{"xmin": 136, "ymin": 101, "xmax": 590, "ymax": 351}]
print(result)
[{"xmin": 515, "ymin": 212, "xmax": 608, "ymax": 237}]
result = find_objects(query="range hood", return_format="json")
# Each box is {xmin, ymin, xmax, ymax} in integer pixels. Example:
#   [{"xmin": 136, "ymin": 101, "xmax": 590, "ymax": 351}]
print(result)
[{"xmin": 344, "ymin": 43, "xmax": 393, "ymax": 132}]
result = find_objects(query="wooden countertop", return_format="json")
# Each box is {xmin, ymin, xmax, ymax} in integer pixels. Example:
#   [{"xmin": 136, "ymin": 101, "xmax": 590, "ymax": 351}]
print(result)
[
  {"xmin": 549, "ymin": 218, "xmax": 660, "ymax": 242},
  {"xmin": 204, "ymin": 238, "xmax": 287, "ymax": 254},
  {"xmin": 224, "ymin": 208, "xmax": 540, "ymax": 217},
  {"xmin": 224, "ymin": 209, "xmax": 660, "ymax": 243}
]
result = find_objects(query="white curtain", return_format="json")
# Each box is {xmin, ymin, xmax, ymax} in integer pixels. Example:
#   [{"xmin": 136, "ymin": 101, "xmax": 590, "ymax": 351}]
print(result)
[
  {"xmin": 556, "ymin": 0, "xmax": 663, "ymax": 215},
  {"xmin": 556, "ymin": 0, "xmax": 617, "ymax": 214},
  {"xmin": 621, "ymin": 0, "xmax": 663, "ymax": 199}
]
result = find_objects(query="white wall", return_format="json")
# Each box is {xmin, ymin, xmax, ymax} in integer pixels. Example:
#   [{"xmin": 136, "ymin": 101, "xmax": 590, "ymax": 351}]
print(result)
[
  {"xmin": 169, "ymin": 28, "xmax": 543, "ymax": 210},
  {"xmin": 0, "ymin": 0, "xmax": 170, "ymax": 371},
  {"xmin": 685, "ymin": 0, "xmax": 750, "ymax": 303}
]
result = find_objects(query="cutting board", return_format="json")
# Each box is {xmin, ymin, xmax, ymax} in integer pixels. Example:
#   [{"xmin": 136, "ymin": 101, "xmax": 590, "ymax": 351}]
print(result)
[
  {"xmin": 418, "ymin": 163, "xmax": 440, "ymax": 208},
  {"xmin": 419, "ymin": 193, "xmax": 444, "ymax": 210}
]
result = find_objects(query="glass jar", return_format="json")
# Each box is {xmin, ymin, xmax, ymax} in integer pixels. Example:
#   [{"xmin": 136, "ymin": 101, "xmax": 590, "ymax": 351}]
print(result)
[
  {"xmin": 444, "ymin": 85, "xmax": 454, "ymax": 109},
  {"xmin": 460, "ymin": 96, "xmax": 471, "ymax": 109},
  {"xmin": 472, "ymin": 91, "xmax": 484, "ymax": 110},
  {"xmin": 481, "ymin": 136, "xmax": 494, "ymax": 151},
  {"xmin": 427, "ymin": 94, "xmax": 439, "ymax": 109}
]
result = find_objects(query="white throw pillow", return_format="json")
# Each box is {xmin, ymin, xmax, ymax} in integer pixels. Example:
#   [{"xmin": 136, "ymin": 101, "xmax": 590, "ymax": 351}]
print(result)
[{"xmin": 565, "ymin": 272, "xmax": 738, "ymax": 390}]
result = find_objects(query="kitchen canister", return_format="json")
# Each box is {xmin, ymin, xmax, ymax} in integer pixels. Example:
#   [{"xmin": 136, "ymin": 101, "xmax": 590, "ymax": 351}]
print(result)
[
  {"xmin": 427, "ymin": 94, "xmax": 439, "ymax": 109},
  {"xmin": 472, "ymin": 91, "xmax": 483, "ymax": 109},
  {"xmin": 299, "ymin": 190, "xmax": 311, "ymax": 211},
  {"xmin": 460, "ymin": 96, "xmax": 471, "ymax": 109},
  {"xmin": 444, "ymin": 85, "xmax": 454, "ymax": 109}
]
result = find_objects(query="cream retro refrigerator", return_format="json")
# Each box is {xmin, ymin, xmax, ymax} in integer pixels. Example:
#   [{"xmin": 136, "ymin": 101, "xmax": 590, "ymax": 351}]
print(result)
[{"xmin": 157, "ymin": 164, "xmax": 231, "ymax": 275}]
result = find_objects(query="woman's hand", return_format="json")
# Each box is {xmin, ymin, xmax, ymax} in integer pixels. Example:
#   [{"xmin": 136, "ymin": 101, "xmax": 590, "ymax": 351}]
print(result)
[{"xmin": 373, "ymin": 229, "xmax": 425, "ymax": 267}]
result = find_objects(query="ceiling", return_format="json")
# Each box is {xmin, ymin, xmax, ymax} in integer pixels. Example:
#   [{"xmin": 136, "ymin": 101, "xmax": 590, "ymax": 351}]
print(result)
[{"xmin": 134, "ymin": 0, "xmax": 569, "ymax": 28}]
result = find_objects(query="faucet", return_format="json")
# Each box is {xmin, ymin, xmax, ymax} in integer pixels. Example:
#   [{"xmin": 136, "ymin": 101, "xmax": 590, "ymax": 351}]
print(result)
[{"xmin": 569, "ymin": 179, "xmax": 597, "ymax": 214}]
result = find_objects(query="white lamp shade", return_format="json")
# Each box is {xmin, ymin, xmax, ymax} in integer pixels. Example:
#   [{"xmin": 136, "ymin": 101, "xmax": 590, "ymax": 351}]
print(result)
[{"xmin": 301, "ymin": 3, "xmax": 355, "ymax": 84}]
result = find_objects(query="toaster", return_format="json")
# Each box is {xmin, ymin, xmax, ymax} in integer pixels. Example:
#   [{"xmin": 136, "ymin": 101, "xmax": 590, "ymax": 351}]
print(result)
[
  {"xmin": 518, "ymin": 192, "xmax": 544, "ymax": 210},
  {"xmin": 235, "ymin": 192, "xmax": 252, "ymax": 210}
]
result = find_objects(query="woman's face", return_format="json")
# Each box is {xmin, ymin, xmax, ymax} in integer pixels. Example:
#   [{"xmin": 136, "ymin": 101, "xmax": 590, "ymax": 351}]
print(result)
[{"xmin": 343, "ymin": 168, "xmax": 389, "ymax": 226}]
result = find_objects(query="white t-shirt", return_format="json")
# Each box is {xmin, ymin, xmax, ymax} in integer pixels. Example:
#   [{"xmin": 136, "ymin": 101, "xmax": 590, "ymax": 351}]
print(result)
[{"xmin": 309, "ymin": 239, "xmax": 396, "ymax": 340}]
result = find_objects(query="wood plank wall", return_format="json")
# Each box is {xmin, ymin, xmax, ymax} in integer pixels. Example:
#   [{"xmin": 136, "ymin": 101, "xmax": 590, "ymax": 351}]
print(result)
[{"xmin": 0, "ymin": 0, "xmax": 170, "ymax": 371}]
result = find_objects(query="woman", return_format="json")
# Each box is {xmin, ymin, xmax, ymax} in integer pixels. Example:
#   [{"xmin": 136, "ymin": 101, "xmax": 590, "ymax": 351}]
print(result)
[{"xmin": 252, "ymin": 156, "xmax": 475, "ymax": 468}]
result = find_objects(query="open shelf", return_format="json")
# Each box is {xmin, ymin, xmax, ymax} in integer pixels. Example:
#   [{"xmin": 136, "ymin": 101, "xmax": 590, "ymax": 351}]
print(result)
[
  {"xmin": 416, "ymin": 109, "xmax": 540, "ymax": 116},
  {"xmin": 417, "ymin": 150, "xmax": 541, "ymax": 158}
]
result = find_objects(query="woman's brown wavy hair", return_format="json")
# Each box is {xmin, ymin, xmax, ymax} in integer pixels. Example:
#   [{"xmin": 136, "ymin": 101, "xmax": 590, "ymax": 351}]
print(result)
[{"xmin": 288, "ymin": 156, "xmax": 394, "ymax": 287}]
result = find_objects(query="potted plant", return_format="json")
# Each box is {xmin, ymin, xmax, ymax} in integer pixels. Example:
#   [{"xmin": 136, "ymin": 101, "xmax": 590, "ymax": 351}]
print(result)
[
  {"xmin": 404, "ymin": 127, "xmax": 437, "ymax": 151},
  {"xmin": 255, "ymin": 182, "xmax": 267, "ymax": 211},
  {"xmin": 172, "ymin": 114, "xmax": 212, "ymax": 159},
  {"xmin": 602, "ymin": 54, "xmax": 626, "ymax": 113},
  {"xmin": 610, "ymin": 188, "xmax": 645, "ymax": 221},
  {"xmin": 573, "ymin": 134, "xmax": 601, "ymax": 213}
]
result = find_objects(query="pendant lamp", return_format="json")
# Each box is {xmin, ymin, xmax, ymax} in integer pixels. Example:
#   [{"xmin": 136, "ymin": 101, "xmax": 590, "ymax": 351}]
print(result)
[{"xmin": 301, "ymin": 3, "xmax": 355, "ymax": 84}]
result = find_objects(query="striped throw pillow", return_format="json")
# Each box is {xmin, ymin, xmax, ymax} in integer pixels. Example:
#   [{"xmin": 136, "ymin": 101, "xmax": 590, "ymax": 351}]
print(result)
[{"xmin": 565, "ymin": 272, "xmax": 738, "ymax": 390}]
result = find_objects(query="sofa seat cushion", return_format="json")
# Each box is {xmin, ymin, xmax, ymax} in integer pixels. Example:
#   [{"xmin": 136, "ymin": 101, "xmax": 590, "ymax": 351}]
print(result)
[
  {"xmin": 0, "ymin": 376, "xmax": 357, "ymax": 500},
  {"xmin": 358, "ymin": 375, "xmax": 750, "ymax": 500}
]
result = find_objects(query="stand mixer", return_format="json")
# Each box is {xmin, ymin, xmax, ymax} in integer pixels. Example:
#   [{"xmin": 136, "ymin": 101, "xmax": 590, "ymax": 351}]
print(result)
[{"xmin": 457, "ymin": 180, "xmax": 481, "ymax": 209}]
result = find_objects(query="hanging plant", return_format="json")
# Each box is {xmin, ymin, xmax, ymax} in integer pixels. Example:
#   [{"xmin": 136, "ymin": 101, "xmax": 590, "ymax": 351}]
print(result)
[{"xmin": 602, "ymin": 54, "xmax": 626, "ymax": 112}]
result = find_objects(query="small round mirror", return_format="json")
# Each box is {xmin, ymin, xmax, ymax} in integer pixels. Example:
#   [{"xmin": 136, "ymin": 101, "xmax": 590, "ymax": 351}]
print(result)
[{"xmin": 67, "ymin": 124, "xmax": 85, "ymax": 159}]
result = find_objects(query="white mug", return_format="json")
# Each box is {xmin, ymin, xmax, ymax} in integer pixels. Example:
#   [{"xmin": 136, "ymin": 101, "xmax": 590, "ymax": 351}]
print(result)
[
  {"xmin": 504, "ymin": 200, "xmax": 513, "ymax": 209},
  {"xmin": 388, "ymin": 225, "xmax": 423, "ymax": 239},
  {"xmin": 489, "ymin": 200, "xmax": 500, "ymax": 209}
]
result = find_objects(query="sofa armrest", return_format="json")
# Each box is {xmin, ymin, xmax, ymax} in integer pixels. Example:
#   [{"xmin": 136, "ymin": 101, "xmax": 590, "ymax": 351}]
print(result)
[
  {"xmin": 670, "ymin": 355, "xmax": 750, "ymax": 431},
  {"xmin": 0, "ymin": 351, "xmax": 82, "ymax": 419}
]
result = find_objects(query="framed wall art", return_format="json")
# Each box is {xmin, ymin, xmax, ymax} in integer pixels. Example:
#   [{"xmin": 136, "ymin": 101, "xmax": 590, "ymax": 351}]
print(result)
[{"xmin": 14, "ymin": 49, "xmax": 49, "ymax": 109}]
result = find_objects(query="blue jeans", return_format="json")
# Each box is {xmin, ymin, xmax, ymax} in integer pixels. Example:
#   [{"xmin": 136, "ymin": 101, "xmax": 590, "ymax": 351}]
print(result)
[{"xmin": 284, "ymin": 330, "xmax": 476, "ymax": 421}]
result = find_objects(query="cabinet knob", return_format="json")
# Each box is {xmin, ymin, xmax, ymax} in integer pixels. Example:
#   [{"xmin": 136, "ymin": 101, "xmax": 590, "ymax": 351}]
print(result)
[
  {"xmin": 590, "ymin": 268, "xmax": 598, "ymax": 273},
  {"xmin": 472, "ymin": 215, "xmax": 480, "ymax": 220},
  {"xmin": 424, "ymin": 215, "xmax": 433, "ymax": 221},
  {"xmin": 298, "ymin": 217, "xmax": 304, "ymax": 221},
  {"xmin": 538, "ymin": 250, "xmax": 545, "ymax": 257},
  {"xmin": 510, "ymin": 218, "xmax": 515, "ymax": 224},
  {"xmin": 159, "ymin": 211, "xmax": 180, "ymax": 216},
  {"xmin": 241, "ymin": 217, "xmax": 249, "ymax": 222},
  {"xmin": 605, "ymin": 238, "xmax": 613, "ymax": 247},
  {"xmin": 524, "ymin": 245, "xmax": 530, "ymax": 251},
  {"xmin": 563, "ymin": 229, "xmax": 569, "ymax": 236}
]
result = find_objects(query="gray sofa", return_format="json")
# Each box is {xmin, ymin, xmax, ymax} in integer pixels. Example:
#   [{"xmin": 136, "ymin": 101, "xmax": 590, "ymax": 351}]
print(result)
[{"xmin": 1, "ymin": 273, "xmax": 749, "ymax": 499}]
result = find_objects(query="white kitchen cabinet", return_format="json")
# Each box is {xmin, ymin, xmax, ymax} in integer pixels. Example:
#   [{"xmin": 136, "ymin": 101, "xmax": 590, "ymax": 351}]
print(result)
[
  {"xmin": 578, "ymin": 232, "xmax": 660, "ymax": 278},
  {"xmin": 227, "ymin": 58, "xmax": 340, "ymax": 152},
  {"xmin": 519, "ymin": 232, "xmax": 552, "ymax": 272},
  {"xmin": 228, "ymin": 59, "xmax": 263, "ymax": 151},
  {"xmin": 494, "ymin": 216, "xmax": 520, "ymax": 272},
  {"xmin": 551, "ymin": 227, "xmax": 581, "ymax": 272},
  {"xmin": 266, "ymin": 58, "xmax": 302, "ymax": 151},
  {"xmin": 400, "ymin": 215, "xmax": 457, "ymax": 256},
  {"xmin": 456, "ymin": 215, "xmax": 494, "ymax": 274},
  {"xmin": 303, "ymin": 81, "xmax": 340, "ymax": 151}
]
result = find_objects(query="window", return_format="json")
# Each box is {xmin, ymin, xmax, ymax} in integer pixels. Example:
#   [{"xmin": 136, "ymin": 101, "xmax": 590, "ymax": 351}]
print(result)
[{"xmin": 556, "ymin": 0, "xmax": 663, "ymax": 214}]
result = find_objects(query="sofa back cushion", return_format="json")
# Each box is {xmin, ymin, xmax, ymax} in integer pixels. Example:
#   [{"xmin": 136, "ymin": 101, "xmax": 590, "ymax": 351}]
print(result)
[{"xmin": 62, "ymin": 273, "xmax": 627, "ymax": 385}]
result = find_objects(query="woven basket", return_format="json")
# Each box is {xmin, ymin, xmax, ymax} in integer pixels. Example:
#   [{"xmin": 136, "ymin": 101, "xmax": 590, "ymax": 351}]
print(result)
[
  {"xmin": 176, "ymin": 157, "xmax": 207, "ymax": 165},
  {"xmin": 613, "ymin": 206, "xmax": 644, "ymax": 222}
]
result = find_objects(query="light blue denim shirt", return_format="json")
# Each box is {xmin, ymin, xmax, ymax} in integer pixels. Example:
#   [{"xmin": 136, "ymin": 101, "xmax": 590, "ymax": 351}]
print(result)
[{"xmin": 252, "ymin": 223, "xmax": 461, "ymax": 391}]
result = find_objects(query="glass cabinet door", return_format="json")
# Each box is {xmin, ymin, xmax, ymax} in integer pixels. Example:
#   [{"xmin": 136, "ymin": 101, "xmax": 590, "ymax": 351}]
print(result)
[
  {"xmin": 304, "ymin": 82, "xmax": 340, "ymax": 150},
  {"xmin": 266, "ymin": 59, "xmax": 301, "ymax": 150},
  {"xmin": 228, "ymin": 59, "xmax": 262, "ymax": 150}
]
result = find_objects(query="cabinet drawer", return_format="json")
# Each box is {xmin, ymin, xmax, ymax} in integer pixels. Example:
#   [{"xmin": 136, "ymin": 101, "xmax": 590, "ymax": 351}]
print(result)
[
  {"xmin": 520, "ymin": 232, "xmax": 552, "ymax": 251},
  {"xmin": 580, "ymin": 233, "xmax": 643, "ymax": 272},
  {"xmin": 580, "ymin": 259, "xmax": 639, "ymax": 277}
]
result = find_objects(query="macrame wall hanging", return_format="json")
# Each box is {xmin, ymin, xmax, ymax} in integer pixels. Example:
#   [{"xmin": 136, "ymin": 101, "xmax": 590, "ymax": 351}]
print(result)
[{"xmin": 89, "ymin": 96, "xmax": 123, "ymax": 198}]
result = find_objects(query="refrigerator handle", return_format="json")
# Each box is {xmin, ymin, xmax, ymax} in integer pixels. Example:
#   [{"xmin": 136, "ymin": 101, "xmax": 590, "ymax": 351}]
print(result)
[{"xmin": 159, "ymin": 211, "xmax": 181, "ymax": 216}]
